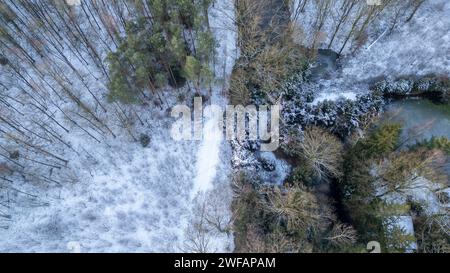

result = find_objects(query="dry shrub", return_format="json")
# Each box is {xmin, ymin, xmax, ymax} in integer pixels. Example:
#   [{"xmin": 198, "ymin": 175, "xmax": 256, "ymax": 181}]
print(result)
[
  {"xmin": 252, "ymin": 40, "xmax": 305, "ymax": 92},
  {"xmin": 263, "ymin": 186, "xmax": 321, "ymax": 233},
  {"xmin": 285, "ymin": 127, "xmax": 344, "ymax": 180},
  {"xmin": 229, "ymin": 0, "xmax": 308, "ymax": 105},
  {"xmin": 229, "ymin": 68, "xmax": 251, "ymax": 105},
  {"xmin": 244, "ymin": 226, "xmax": 312, "ymax": 253}
]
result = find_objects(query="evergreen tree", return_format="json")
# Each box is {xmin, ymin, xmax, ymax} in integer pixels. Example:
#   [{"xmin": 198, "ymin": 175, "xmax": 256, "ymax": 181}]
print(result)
[{"xmin": 106, "ymin": 0, "xmax": 216, "ymax": 103}]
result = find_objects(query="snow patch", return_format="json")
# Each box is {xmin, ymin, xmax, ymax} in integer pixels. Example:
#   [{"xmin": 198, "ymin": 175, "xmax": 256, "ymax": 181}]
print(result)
[{"xmin": 311, "ymin": 92, "xmax": 357, "ymax": 105}]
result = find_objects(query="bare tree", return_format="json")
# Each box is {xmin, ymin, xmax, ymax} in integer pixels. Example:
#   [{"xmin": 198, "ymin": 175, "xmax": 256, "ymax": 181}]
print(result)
[
  {"xmin": 325, "ymin": 223, "xmax": 357, "ymax": 247},
  {"xmin": 285, "ymin": 126, "xmax": 344, "ymax": 180},
  {"xmin": 405, "ymin": 0, "xmax": 426, "ymax": 23},
  {"xmin": 374, "ymin": 149, "xmax": 448, "ymax": 198}
]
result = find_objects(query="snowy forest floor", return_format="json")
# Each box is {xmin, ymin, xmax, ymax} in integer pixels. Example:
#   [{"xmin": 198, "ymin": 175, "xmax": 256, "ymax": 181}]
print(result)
[
  {"xmin": 0, "ymin": 0, "xmax": 237, "ymax": 252},
  {"xmin": 296, "ymin": 0, "xmax": 450, "ymax": 104}
]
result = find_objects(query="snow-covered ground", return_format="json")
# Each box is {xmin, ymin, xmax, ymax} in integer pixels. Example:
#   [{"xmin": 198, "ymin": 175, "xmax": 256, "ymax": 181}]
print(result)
[
  {"xmin": 1, "ymin": 125, "xmax": 196, "ymax": 252},
  {"xmin": 0, "ymin": 0, "xmax": 237, "ymax": 252},
  {"xmin": 342, "ymin": 0, "xmax": 450, "ymax": 81},
  {"xmin": 381, "ymin": 175, "xmax": 449, "ymax": 252},
  {"xmin": 294, "ymin": 0, "xmax": 450, "ymax": 103}
]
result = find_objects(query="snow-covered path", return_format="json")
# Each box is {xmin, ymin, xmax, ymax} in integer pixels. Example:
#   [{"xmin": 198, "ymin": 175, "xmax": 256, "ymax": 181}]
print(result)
[
  {"xmin": 191, "ymin": 0, "xmax": 238, "ymax": 196},
  {"xmin": 193, "ymin": 116, "xmax": 221, "ymax": 194}
]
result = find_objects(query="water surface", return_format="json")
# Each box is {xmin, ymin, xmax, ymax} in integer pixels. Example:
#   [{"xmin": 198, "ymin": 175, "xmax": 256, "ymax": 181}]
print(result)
[{"xmin": 386, "ymin": 99, "xmax": 450, "ymax": 146}]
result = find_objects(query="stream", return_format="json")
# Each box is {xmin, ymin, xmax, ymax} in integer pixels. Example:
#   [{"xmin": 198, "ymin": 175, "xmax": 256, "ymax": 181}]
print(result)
[
  {"xmin": 386, "ymin": 99, "xmax": 450, "ymax": 145},
  {"xmin": 385, "ymin": 99, "xmax": 450, "ymax": 176}
]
